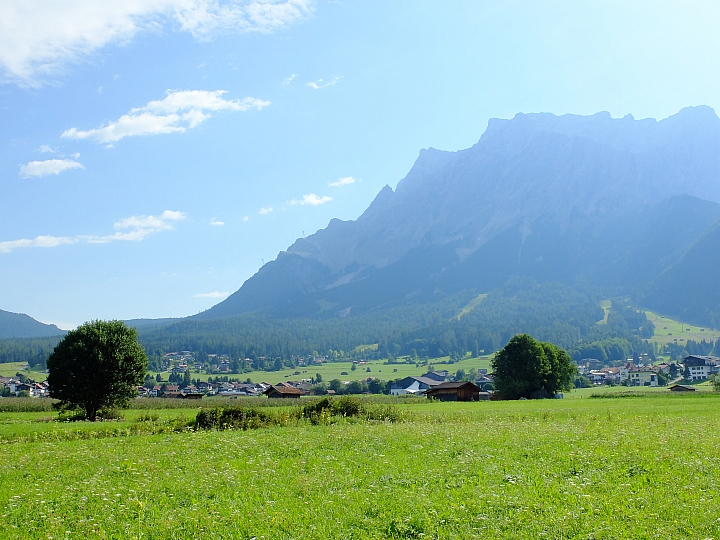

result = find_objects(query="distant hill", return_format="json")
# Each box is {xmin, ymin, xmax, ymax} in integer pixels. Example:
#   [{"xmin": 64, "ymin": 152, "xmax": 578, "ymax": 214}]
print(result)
[
  {"xmin": 198, "ymin": 106, "xmax": 720, "ymax": 322},
  {"xmin": 0, "ymin": 309, "xmax": 65, "ymax": 339},
  {"xmin": 123, "ymin": 318, "xmax": 180, "ymax": 330}
]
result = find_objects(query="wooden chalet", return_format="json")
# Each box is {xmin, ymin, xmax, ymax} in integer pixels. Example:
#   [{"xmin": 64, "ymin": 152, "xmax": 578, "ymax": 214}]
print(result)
[
  {"xmin": 669, "ymin": 384, "xmax": 696, "ymax": 392},
  {"xmin": 264, "ymin": 385, "xmax": 304, "ymax": 399},
  {"xmin": 424, "ymin": 381, "xmax": 485, "ymax": 401}
]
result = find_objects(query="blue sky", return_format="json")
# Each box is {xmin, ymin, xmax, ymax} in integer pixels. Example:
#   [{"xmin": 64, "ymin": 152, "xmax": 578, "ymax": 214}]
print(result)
[{"xmin": 2, "ymin": 0, "xmax": 720, "ymax": 329}]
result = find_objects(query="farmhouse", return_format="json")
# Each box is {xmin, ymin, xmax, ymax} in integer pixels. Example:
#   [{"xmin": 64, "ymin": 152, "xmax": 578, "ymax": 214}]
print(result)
[
  {"xmin": 425, "ymin": 381, "xmax": 486, "ymax": 401},
  {"xmin": 390, "ymin": 376, "xmax": 440, "ymax": 396},
  {"xmin": 669, "ymin": 384, "xmax": 696, "ymax": 392},
  {"xmin": 264, "ymin": 385, "xmax": 304, "ymax": 398},
  {"xmin": 475, "ymin": 374, "xmax": 494, "ymax": 391},
  {"xmin": 423, "ymin": 370, "xmax": 449, "ymax": 382}
]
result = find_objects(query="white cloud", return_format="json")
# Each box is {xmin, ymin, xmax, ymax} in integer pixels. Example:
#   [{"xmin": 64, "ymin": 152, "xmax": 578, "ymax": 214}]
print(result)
[
  {"xmin": 329, "ymin": 176, "xmax": 356, "ymax": 187},
  {"xmin": 282, "ymin": 73, "xmax": 297, "ymax": 85},
  {"xmin": 62, "ymin": 90, "xmax": 269, "ymax": 144},
  {"xmin": 210, "ymin": 218, "xmax": 225, "ymax": 226},
  {"xmin": 289, "ymin": 193, "xmax": 331, "ymax": 206},
  {"xmin": 259, "ymin": 206, "xmax": 273, "ymax": 214},
  {"xmin": 0, "ymin": 0, "xmax": 315, "ymax": 87},
  {"xmin": 0, "ymin": 235, "xmax": 77, "ymax": 254},
  {"xmin": 19, "ymin": 159, "xmax": 84, "ymax": 178},
  {"xmin": 39, "ymin": 144, "xmax": 56, "ymax": 153},
  {"xmin": 306, "ymin": 75, "xmax": 342, "ymax": 89},
  {"xmin": 0, "ymin": 210, "xmax": 185, "ymax": 253},
  {"xmin": 194, "ymin": 291, "xmax": 229, "ymax": 298},
  {"xmin": 243, "ymin": 215, "xmax": 249, "ymax": 222}
]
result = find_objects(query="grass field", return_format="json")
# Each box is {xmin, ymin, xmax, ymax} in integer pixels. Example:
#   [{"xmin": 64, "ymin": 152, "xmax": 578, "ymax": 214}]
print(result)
[
  {"xmin": 150, "ymin": 356, "xmax": 494, "ymax": 385},
  {"xmin": 2, "ymin": 393, "xmax": 720, "ymax": 538},
  {"xmin": 0, "ymin": 362, "xmax": 48, "ymax": 381},
  {"xmin": 0, "ymin": 356, "xmax": 493, "ymax": 386},
  {"xmin": 644, "ymin": 310, "xmax": 720, "ymax": 346}
]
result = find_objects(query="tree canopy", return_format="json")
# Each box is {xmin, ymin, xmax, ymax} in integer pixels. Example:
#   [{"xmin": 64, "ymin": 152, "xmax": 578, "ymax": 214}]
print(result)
[
  {"xmin": 47, "ymin": 320, "xmax": 147, "ymax": 420},
  {"xmin": 492, "ymin": 334, "xmax": 576, "ymax": 399}
]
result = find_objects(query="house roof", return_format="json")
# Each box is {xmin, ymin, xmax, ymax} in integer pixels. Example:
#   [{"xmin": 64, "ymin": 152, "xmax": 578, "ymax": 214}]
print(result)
[
  {"xmin": 264, "ymin": 385, "xmax": 303, "ymax": 395},
  {"xmin": 426, "ymin": 381, "xmax": 481, "ymax": 392},
  {"xmin": 412, "ymin": 376, "xmax": 442, "ymax": 386},
  {"xmin": 669, "ymin": 384, "xmax": 696, "ymax": 391}
]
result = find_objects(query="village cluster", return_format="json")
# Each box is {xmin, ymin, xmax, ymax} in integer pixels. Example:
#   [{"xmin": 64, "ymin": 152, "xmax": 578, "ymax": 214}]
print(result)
[
  {"xmin": 2, "ymin": 353, "xmax": 716, "ymax": 400},
  {"xmin": 577, "ymin": 354, "xmax": 719, "ymax": 388}
]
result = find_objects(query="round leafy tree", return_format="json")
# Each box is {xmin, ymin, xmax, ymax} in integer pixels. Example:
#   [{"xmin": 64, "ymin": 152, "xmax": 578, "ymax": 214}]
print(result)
[
  {"xmin": 492, "ymin": 334, "xmax": 575, "ymax": 399},
  {"xmin": 47, "ymin": 320, "xmax": 148, "ymax": 420}
]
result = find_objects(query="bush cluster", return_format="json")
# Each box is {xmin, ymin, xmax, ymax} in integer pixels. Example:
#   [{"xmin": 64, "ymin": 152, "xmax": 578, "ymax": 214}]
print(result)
[{"xmin": 196, "ymin": 396, "xmax": 404, "ymax": 431}]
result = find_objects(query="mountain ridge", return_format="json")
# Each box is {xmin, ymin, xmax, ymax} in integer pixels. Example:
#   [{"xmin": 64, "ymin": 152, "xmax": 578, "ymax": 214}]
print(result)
[
  {"xmin": 0, "ymin": 309, "xmax": 65, "ymax": 339},
  {"xmin": 199, "ymin": 106, "xmax": 720, "ymax": 322}
]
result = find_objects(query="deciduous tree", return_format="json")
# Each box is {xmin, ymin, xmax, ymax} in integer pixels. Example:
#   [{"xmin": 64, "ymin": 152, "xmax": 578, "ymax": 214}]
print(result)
[
  {"xmin": 47, "ymin": 320, "xmax": 147, "ymax": 420},
  {"xmin": 492, "ymin": 334, "xmax": 575, "ymax": 399}
]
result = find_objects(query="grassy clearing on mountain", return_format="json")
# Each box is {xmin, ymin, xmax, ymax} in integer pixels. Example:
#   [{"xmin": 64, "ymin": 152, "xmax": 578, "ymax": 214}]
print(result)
[
  {"xmin": 2, "ymin": 394, "xmax": 720, "ymax": 538},
  {"xmin": 597, "ymin": 299, "xmax": 611, "ymax": 324},
  {"xmin": 452, "ymin": 293, "xmax": 488, "ymax": 320},
  {"xmin": 643, "ymin": 309, "xmax": 720, "ymax": 346}
]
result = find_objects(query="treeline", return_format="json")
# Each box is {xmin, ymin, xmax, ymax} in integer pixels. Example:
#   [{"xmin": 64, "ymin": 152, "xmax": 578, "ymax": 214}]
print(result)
[
  {"xmin": 137, "ymin": 278, "xmax": 646, "ymax": 362},
  {"xmin": 0, "ymin": 279, "xmax": 676, "ymax": 368},
  {"xmin": 0, "ymin": 336, "xmax": 61, "ymax": 367}
]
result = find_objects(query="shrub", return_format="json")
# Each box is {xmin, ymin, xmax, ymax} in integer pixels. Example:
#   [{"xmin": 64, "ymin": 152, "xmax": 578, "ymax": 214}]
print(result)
[{"xmin": 196, "ymin": 406, "xmax": 275, "ymax": 430}]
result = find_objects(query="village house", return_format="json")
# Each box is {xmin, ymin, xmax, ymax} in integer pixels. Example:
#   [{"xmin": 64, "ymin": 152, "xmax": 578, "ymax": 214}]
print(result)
[
  {"xmin": 628, "ymin": 368, "xmax": 658, "ymax": 387},
  {"xmin": 264, "ymin": 385, "xmax": 304, "ymax": 398},
  {"xmin": 390, "ymin": 376, "xmax": 441, "ymax": 396},
  {"xmin": 475, "ymin": 374, "xmax": 494, "ymax": 390},
  {"xmin": 423, "ymin": 370, "xmax": 449, "ymax": 382},
  {"xmin": 682, "ymin": 355, "xmax": 719, "ymax": 381},
  {"xmin": 425, "ymin": 381, "xmax": 486, "ymax": 401}
]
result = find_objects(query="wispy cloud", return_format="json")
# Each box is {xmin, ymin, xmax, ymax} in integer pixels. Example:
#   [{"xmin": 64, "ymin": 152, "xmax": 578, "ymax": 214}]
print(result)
[
  {"xmin": 289, "ymin": 193, "xmax": 331, "ymax": 206},
  {"xmin": 0, "ymin": 235, "xmax": 77, "ymax": 253},
  {"xmin": 19, "ymin": 159, "xmax": 84, "ymax": 178},
  {"xmin": 306, "ymin": 75, "xmax": 342, "ymax": 89},
  {"xmin": 259, "ymin": 206, "xmax": 273, "ymax": 214},
  {"xmin": 0, "ymin": 1, "xmax": 316, "ymax": 87},
  {"xmin": 62, "ymin": 90, "xmax": 269, "ymax": 144},
  {"xmin": 194, "ymin": 291, "xmax": 230, "ymax": 298},
  {"xmin": 282, "ymin": 73, "xmax": 297, "ymax": 85},
  {"xmin": 243, "ymin": 216, "xmax": 249, "ymax": 222},
  {"xmin": 0, "ymin": 210, "xmax": 185, "ymax": 254},
  {"xmin": 329, "ymin": 176, "xmax": 356, "ymax": 187},
  {"xmin": 39, "ymin": 144, "xmax": 56, "ymax": 153},
  {"xmin": 210, "ymin": 218, "xmax": 225, "ymax": 226}
]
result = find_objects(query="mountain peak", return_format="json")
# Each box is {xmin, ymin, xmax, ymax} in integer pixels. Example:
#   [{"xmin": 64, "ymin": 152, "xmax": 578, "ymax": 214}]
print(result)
[{"xmin": 202, "ymin": 107, "xmax": 720, "ymax": 320}]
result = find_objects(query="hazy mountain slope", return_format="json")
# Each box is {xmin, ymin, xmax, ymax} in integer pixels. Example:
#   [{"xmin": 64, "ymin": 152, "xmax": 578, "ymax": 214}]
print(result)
[
  {"xmin": 0, "ymin": 309, "xmax": 65, "ymax": 339},
  {"xmin": 201, "ymin": 106, "xmax": 720, "ymax": 320},
  {"xmin": 641, "ymin": 219, "xmax": 720, "ymax": 327}
]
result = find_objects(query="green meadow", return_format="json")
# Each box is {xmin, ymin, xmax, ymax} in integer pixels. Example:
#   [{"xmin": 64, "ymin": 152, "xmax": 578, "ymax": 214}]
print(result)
[
  {"xmin": 644, "ymin": 310, "xmax": 720, "ymax": 346},
  {"xmin": 149, "ymin": 355, "xmax": 494, "ymax": 385},
  {"xmin": 0, "ymin": 362, "xmax": 48, "ymax": 381},
  {"xmin": 2, "ymin": 393, "xmax": 720, "ymax": 539}
]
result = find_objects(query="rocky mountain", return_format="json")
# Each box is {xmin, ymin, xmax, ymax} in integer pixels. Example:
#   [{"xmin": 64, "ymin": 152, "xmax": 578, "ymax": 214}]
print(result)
[
  {"xmin": 199, "ymin": 106, "xmax": 720, "ymax": 322},
  {"xmin": 0, "ymin": 309, "xmax": 65, "ymax": 339}
]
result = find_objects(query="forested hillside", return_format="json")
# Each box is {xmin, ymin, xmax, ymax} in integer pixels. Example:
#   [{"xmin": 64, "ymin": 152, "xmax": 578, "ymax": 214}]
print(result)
[{"xmin": 0, "ymin": 309, "xmax": 65, "ymax": 339}]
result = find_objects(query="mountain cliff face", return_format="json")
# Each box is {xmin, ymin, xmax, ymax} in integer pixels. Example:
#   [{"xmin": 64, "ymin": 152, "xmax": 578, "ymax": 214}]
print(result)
[{"xmin": 200, "ymin": 106, "xmax": 720, "ymax": 321}]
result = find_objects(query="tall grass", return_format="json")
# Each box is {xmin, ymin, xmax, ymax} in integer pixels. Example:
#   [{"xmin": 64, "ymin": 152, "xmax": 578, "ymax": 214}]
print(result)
[{"xmin": 3, "ymin": 395, "xmax": 720, "ymax": 538}]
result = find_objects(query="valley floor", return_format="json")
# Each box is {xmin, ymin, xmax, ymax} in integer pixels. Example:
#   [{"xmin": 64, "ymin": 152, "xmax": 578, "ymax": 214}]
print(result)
[{"xmin": 2, "ymin": 394, "xmax": 720, "ymax": 538}]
